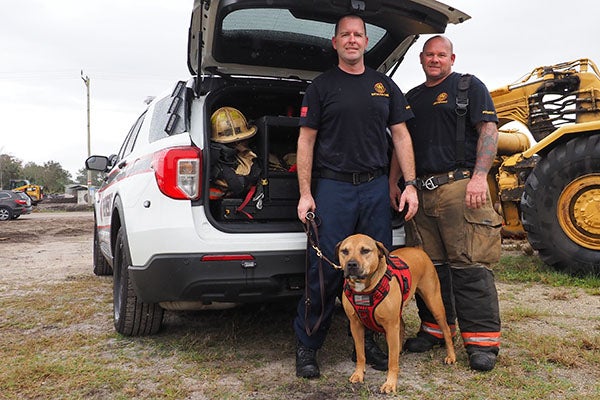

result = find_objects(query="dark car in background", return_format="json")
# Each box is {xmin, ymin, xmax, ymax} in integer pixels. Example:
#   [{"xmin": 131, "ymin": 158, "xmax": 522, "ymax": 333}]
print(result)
[{"xmin": 0, "ymin": 190, "xmax": 33, "ymax": 221}]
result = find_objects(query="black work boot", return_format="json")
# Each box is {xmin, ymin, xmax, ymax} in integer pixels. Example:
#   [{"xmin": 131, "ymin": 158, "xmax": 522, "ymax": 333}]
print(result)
[
  {"xmin": 296, "ymin": 341, "xmax": 320, "ymax": 378},
  {"xmin": 404, "ymin": 332, "xmax": 444, "ymax": 353},
  {"xmin": 469, "ymin": 352, "xmax": 497, "ymax": 371},
  {"xmin": 351, "ymin": 331, "xmax": 388, "ymax": 371}
]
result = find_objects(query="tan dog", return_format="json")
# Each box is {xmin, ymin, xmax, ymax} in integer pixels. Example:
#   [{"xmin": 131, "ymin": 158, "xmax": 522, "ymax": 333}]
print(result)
[{"xmin": 336, "ymin": 234, "xmax": 456, "ymax": 393}]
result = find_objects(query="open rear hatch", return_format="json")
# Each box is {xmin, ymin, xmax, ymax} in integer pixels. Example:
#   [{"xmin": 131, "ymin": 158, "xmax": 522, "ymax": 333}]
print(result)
[
  {"xmin": 188, "ymin": 0, "xmax": 469, "ymax": 80},
  {"xmin": 190, "ymin": 0, "xmax": 469, "ymax": 229}
]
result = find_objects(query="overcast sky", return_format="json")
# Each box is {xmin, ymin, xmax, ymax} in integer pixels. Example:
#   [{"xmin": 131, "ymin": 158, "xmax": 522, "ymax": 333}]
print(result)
[{"xmin": 2, "ymin": 0, "xmax": 599, "ymax": 181}]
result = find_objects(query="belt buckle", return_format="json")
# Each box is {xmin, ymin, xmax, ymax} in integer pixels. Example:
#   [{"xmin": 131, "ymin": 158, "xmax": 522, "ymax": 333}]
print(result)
[
  {"xmin": 352, "ymin": 172, "xmax": 360, "ymax": 185},
  {"xmin": 424, "ymin": 176, "xmax": 438, "ymax": 190}
]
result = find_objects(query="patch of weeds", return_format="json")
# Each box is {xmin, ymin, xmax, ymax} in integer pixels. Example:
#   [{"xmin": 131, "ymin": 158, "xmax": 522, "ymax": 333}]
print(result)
[
  {"xmin": 502, "ymin": 305, "xmax": 545, "ymax": 322},
  {"xmin": 494, "ymin": 254, "xmax": 600, "ymax": 293},
  {"xmin": 507, "ymin": 330, "xmax": 594, "ymax": 369}
]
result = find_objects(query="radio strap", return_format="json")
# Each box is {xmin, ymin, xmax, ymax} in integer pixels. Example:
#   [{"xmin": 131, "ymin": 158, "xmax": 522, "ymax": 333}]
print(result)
[{"xmin": 455, "ymin": 74, "xmax": 472, "ymax": 167}]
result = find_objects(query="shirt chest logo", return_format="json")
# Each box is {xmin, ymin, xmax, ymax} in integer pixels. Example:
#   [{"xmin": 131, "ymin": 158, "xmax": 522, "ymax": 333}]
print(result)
[
  {"xmin": 371, "ymin": 82, "xmax": 389, "ymax": 97},
  {"xmin": 433, "ymin": 92, "xmax": 448, "ymax": 105}
]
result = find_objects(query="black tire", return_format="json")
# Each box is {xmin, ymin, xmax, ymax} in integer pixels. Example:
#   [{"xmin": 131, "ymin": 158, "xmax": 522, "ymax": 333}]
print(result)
[
  {"xmin": 0, "ymin": 207, "xmax": 13, "ymax": 221},
  {"xmin": 522, "ymin": 134, "xmax": 600, "ymax": 275},
  {"xmin": 93, "ymin": 226, "xmax": 113, "ymax": 276},
  {"xmin": 113, "ymin": 227, "xmax": 164, "ymax": 335}
]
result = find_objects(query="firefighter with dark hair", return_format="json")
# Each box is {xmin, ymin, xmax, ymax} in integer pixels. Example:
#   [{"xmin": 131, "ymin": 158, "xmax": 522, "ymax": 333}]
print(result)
[{"xmin": 294, "ymin": 14, "xmax": 418, "ymax": 379}]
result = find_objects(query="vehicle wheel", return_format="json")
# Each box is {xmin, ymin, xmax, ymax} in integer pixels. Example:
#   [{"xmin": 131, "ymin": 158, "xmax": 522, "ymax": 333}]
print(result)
[
  {"xmin": 113, "ymin": 227, "xmax": 164, "ymax": 335},
  {"xmin": 0, "ymin": 207, "xmax": 13, "ymax": 221},
  {"xmin": 522, "ymin": 134, "xmax": 600, "ymax": 275},
  {"xmin": 93, "ymin": 226, "xmax": 113, "ymax": 276}
]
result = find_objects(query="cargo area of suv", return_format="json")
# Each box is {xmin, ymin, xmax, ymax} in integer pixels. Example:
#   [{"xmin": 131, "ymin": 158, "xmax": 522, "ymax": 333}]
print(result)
[{"xmin": 202, "ymin": 80, "xmax": 307, "ymax": 232}]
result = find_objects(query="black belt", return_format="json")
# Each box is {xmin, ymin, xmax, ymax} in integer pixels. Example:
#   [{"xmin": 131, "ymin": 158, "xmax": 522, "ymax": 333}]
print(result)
[
  {"xmin": 315, "ymin": 167, "xmax": 385, "ymax": 185},
  {"xmin": 417, "ymin": 168, "xmax": 471, "ymax": 190}
]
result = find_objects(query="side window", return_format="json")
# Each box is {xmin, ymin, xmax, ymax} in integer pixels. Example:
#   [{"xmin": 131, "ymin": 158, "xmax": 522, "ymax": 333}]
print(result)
[
  {"xmin": 148, "ymin": 81, "xmax": 190, "ymax": 143},
  {"xmin": 117, "ymin": 112, "xmax": 146, "ymax": 161},
  {"xmin": 0, "ymin": 192, "xmax": 9, "ymax": 200}
]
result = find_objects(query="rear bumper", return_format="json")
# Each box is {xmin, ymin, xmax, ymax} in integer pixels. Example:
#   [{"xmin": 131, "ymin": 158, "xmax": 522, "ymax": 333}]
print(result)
[
  {"xmin": 13, "ymin": 207, "xmax": 27, "ymax": 217},
  {"xmin": 129, "ymin": 249, "xmax": 306, "ymax": 304}
]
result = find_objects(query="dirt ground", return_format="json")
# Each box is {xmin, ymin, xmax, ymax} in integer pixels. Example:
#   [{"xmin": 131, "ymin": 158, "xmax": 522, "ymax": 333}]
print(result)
[
  {"xmin": 1, "ymin": 208, "xmax": 599, "ymax": 399},
  {"xmin": 0, "ymin": 209, "xmax": 93, "ymax": 290}
]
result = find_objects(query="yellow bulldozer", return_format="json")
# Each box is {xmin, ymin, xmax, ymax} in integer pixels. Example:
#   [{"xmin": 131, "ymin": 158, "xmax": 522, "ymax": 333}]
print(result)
[
  {"xmin": 489, "ymin": 58, "xmax": 599, "ymax": 275},
  {"xmin": 9, "ymin": 179, "xmax": 44, "ymax": 205}
]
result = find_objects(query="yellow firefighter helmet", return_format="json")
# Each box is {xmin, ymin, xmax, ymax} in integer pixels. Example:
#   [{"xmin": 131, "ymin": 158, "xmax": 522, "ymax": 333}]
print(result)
[{"xmin": 210, "ymin": 107, "xmax": 257, "ymax": 143}]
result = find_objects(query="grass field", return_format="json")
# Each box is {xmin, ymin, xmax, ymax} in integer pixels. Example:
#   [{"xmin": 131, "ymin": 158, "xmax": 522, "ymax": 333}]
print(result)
[{"xmin": 1, "ymin": 251, "xmax": 599, "ymax": 399}]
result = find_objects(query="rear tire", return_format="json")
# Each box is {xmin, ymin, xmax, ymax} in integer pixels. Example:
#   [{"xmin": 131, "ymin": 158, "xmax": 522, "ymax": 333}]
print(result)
[
  {"xmin": 113, "ymin": 227, "xmax": 164, "ymax": 335},
  {"xmin": 522, "ymin": 134, "xmax": 600, "ymax": 275},
  {"xmin": 0, "ymin": 207, "xmax": 13, "ymax": 221},
  {"xmin": 93, "ymin": 226, "xmax": 113, "ymax": 276}
]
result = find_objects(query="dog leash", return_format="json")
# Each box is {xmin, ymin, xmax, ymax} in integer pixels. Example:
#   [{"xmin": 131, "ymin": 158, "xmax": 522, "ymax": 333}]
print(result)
[
  {"xmin": 303, "ymin": 212, "xmax": 341, "ymax": 270},
  {"xmin": 302, "ymin": 212, "xmax": 342, "ymax": 337}
]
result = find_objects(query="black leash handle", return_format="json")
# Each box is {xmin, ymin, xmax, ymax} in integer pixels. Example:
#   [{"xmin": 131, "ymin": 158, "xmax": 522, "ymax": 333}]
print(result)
[
  {"xmin": 302, "ymin": 211, "xmax": 342, "ymax": 336},
  {"xmin": 303, "ymin": 211, "xmax": 324, "ymax": 336}
]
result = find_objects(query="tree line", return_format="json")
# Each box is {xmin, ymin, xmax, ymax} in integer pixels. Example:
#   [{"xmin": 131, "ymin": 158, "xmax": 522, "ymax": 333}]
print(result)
[{"xmin": 0, "ymin": 153, "xmax": 104, "ymax": 193}]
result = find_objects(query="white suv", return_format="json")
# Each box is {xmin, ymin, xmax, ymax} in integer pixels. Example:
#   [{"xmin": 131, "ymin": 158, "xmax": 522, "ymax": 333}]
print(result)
[{"xmin": 86, "ymin": 0, "xmax": 468, "ymax": 336}]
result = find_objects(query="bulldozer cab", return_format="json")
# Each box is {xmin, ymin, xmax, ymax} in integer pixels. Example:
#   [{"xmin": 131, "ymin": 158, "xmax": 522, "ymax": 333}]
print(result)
[
  {"xmin": 8, "ymin": 179, "xmax": 44, "ymax": 205},
  {"xmin": 9, "ymin": 179, "xmax": 30, "ymax": 189},
  {"xmin": 491, "ymin": 58, "xmax": 600, "ymax": 142}
]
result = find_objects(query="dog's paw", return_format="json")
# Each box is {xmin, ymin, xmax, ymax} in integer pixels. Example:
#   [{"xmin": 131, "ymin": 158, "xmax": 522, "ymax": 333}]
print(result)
[
  {"xmin": 349, "ymin": 371, "xmax": 364, "ymax": 384},
  {"xmin": 444, "ymin": 355, "xmax": 457, "ymax": 365},
  {"xmin": 379, "ymin": 380, "xmax": 397, "ymax": 394}
]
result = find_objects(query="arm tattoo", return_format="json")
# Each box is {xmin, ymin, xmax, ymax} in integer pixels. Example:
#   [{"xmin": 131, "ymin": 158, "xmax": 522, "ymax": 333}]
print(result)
[{"xmin": 473, "ymin": 122, "xmax": 498, "ymax": 175}]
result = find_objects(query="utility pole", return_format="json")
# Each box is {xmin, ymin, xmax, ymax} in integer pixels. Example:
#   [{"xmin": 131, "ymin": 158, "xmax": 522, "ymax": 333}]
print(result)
[
  {"xmin": 0, "ymin": 146, "xmax": 4, "ymax": 189},
  {"xmin": 81, "ymin": 71, "xmax": 91, "ymax": 183},
  {"xmin": 81, "ymin": 70, "xmax": 92, "ymax": 204}
]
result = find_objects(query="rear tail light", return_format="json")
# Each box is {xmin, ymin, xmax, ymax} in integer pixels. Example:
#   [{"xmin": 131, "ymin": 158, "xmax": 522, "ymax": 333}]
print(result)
[
  {"xmin": 153, "ymin": 146, "xmax": 202, "ymax": 200},
  {"xmin": 15, "ymin": 199, "xmax": 27, "ymax": 205},
  {"xmin": 201, "ymin": 254, "xmax": 257, "ymax": 269}
]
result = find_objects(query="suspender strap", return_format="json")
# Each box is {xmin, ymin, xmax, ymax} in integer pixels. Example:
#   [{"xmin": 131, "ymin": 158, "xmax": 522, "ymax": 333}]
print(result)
[{"xmin": 455, "ymin": 74, "xmax": 472, "ymax": 167}]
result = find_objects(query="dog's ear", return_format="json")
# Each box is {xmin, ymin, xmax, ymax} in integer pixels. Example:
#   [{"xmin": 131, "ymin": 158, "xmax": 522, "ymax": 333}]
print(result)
[
  {"xmin": 375, "ymin": 241, "xmax": 389, "ymax": 259},
  {"xmin": 334, "ymin": 240, "xmax": 343, "ymax": 257}
]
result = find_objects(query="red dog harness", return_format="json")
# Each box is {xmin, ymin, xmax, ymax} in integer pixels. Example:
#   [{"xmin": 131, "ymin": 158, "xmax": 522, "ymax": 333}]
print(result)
[{"xmin": 343, "ymin": 255, "xmax": 412, "ymax": 333}]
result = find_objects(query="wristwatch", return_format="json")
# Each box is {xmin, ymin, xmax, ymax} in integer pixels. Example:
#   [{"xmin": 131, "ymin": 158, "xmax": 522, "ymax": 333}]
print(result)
[{"xmin": 404, "ymin": 179, "xmax": 418, "ymax": 187}]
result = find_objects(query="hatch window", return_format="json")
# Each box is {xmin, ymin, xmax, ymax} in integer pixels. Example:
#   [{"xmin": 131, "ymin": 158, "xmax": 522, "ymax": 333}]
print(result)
[
  {"xmin": 215, "ymin": 8, "xmax": 386, "ymax": 72},
  {"xmin": 222, "ymin": 9, "xmax": 385, "ymax": 50}
]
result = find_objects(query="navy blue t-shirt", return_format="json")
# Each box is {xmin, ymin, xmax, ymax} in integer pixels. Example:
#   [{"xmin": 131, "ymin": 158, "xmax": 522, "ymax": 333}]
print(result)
[
  {"xmin": 406, "ymin": 72, "xmax": 498, "ymax": 176},
  {"xmin": 299, "ymin": 66, "xmax": 413, "ymax": 173}
]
